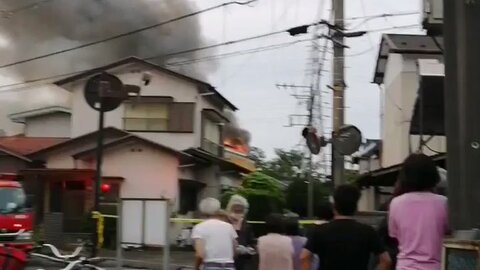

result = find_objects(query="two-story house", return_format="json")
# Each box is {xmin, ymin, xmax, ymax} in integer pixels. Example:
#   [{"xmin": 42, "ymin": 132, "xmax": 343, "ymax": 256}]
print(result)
[
  {"xmin": 0, "ymin": 57, "xmax": 254, "ymax": 238},
  {"xmin": 356, "ymin": 34, "xmax": 446, "ymax": 211}
]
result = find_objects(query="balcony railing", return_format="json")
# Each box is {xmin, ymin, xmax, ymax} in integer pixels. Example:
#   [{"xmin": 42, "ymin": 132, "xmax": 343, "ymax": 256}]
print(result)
[{"xmin": 201, "ymin": 138, "xmax": 224, "ymax": 157}]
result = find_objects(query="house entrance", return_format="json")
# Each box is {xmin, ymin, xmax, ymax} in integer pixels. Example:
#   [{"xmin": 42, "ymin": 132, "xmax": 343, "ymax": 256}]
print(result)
[{"xmin": 49, "ymin": 180, "xmax": 89, "ymax": 233}]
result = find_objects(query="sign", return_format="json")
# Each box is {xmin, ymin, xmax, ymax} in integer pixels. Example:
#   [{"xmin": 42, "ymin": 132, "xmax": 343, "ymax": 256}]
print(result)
[{"xmin": 333, "ymin": 125, "xmax": 362, "ymax": 155}]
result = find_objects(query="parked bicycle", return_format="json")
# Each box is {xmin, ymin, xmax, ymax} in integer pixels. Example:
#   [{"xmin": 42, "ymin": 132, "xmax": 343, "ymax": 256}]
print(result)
[{"xmin": 29, "ymin": 242, "xmax": 107, "ymax": 270}]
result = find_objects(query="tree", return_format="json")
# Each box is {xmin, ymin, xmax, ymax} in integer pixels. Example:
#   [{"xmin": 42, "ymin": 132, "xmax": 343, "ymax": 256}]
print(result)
[
  {"xmin": 221, "ymin": 172, "xmax": 284, "ymax": 221},
  {"xmin": 286, "ymin": 179, "xmax": 330, "ymax": 218},
  {"xmin": 248, "ymin": 146, "xmax": 267, "ymax": 169},
  {"xmin": 261, "ymin": 149, "xmax": 306, "ymax": 182}
]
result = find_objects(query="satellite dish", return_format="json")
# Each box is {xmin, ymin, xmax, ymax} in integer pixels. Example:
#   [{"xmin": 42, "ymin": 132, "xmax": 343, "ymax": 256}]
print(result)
[
  {"xmin": 84, "ymin": 73, "xmax": 125, "ymax": 112},
  {"xmin": 333, "ymin": 125, "xmax": 362, "ymax": 155}
]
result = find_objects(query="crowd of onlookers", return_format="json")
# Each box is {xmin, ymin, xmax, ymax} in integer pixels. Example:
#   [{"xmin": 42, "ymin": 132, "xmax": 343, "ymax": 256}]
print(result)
[{"xmin": 191, "ymin": 153, "xmax": 448, "ymax": 270}]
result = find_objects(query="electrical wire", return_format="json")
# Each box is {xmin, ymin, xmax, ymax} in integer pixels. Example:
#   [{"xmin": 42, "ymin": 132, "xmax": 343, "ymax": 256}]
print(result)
[
  {"xmin": 0, "ymin": 19, "xmax": 421, "ymax": 91},
  {"xmin": 363, "ymin": 24, "xmax": 421, "ymax": 33},
  {"xmin": 146, "ymin": 28, "xmax": 296, "ymax": 61},
  {"xmin": 430, "ymin": 36, "xmax": 444, "ymax": 53},
  {"xmin": 424, "ymin": 143, "xmax": 445, "ymax": 154},
  {"xmin": 348, "ymin": 12, "xmax": 420, "ymax": 29},
  {"xmin": 0, "ymin": 0, "xmax": 57, "ymax": 18},
  {"xmin": 165, "ymin": 38, "xmax": 314, "ymax": 66},
  {"xmin": 0, "ymin": 0, "xmax": 258, "ymax": 70}
]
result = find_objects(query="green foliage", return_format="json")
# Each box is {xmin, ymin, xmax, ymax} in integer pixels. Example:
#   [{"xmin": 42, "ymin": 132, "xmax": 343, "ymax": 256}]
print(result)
[
  {"xmin": 245, "ymin": 147, "xmax": 334, "ymax": 217},
  {"xmin": 286, "ymin": 179, "xmax": 330, "ymax": 218},
  {"xmin": 345, "ymin": 170, "xmax": 360, "ymax": 184},
  {"xmin": 221, "ymin": 172, "xmax": 284, "ymax": 221}
]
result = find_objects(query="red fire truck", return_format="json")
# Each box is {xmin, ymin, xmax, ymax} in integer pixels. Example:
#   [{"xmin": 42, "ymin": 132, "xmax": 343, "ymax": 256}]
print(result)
[{"xmin": 0, "ymin": 174, "xmax": 34, "ymax": 250}]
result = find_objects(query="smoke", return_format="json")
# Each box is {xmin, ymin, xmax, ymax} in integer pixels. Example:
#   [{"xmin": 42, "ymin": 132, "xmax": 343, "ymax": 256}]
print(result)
[
  {"xmin": 0, "ymin": 0, "xmax": 215, "ymax": 80},
  {"xmin": 0, "ymin": 0, "xmax": 218, "ymax": 135},
  {"xmin": 223, "ymin": 109, "xmax": 251, "ymax": 146}
]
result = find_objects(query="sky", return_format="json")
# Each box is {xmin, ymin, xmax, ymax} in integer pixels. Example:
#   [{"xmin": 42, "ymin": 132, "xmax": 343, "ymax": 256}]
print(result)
[
  {"xmin": 191, "ymin": 0, "xmax": 423, "ymax": 157},
  {"xmin": 0, "ymin": 0, "xmax": 424, "ymax": 158}
]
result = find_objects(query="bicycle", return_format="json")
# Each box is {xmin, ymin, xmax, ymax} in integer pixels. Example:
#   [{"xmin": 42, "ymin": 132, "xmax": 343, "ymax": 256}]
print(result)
[{"xmin": 29, "ymin": 242, "xmax": 107, "ymax": 270}]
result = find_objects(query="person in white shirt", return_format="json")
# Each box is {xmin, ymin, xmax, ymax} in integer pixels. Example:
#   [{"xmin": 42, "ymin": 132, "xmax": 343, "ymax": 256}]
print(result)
[{"xmin": 191, "ymin": 197, "xmax": 238, "ymax": 270}]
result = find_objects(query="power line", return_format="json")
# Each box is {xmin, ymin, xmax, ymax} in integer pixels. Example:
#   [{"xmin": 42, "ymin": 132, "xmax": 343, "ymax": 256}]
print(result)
[
  {"xmin": 0, "ymin": 0, "xmax": 257, "ymax": 70},
  {"xmin": 165, "ymin": 38, "xmax": 315, "ymax": 66},
  {"xmin": 348, "ymin": 11, "xmax": 420, "ymax": 29},
  {"xmin": 344, "ymin": 11, "xmax": 420, "ymax": 21},
  {"xmin": 0, "ymin": 22, "xmax": 420, "ymax": 91},
  {"xmin": 0, "ymin": 0, "xmax": 57, "ymax": 18},
  {"xmin": 146, "ymin": 28, "xmax": 298, "ymax": 61}
]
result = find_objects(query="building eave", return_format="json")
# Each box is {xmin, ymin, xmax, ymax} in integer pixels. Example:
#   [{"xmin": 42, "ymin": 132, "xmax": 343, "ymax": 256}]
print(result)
[
  {"xmin": 72, "ymin": 134, "xmax": 194, "ymax": 164},
  {"xmin": 9, "ymin": 106, "xmax": 71, "ymax": 123},
  {"xmin": 54, "ymin": 56, "xmax": 238, "ymax": 111}
]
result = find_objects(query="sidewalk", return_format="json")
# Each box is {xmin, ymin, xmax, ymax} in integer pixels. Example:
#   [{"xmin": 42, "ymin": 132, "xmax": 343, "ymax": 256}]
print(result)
[
  {"xmin": 27, "ymin": 248, "xmax": 195, "ymax": 270},
  {"xmin": 100, "ymin": 249, "xmax": 194, "ymax": 269}
]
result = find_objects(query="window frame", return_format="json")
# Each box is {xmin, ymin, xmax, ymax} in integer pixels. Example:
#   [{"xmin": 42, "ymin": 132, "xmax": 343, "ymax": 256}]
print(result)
[{"xmin": 123, "ymin": 97, "xmax": 195, "ymax": 133}]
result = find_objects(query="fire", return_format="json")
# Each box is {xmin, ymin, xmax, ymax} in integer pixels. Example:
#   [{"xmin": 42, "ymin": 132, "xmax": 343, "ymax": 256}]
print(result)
[{"xmin": 224, "ymin": 138, "xmax": 249, "ymax": 155}]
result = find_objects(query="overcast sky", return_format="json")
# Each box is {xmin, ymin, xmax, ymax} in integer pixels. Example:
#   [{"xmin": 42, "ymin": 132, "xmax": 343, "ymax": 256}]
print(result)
[
  {"xmin": 191, "ymin": 0, "xmax": 423, "ymax": 156},
  {"xmin": 0, "ymin": 0, "xmax": 424, "ymax": 158}
]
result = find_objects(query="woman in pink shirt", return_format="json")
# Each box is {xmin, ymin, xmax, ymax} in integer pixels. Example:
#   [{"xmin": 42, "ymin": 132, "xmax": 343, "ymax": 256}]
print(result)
[
  {"xmin": 257, "ymin": 214, "xmax": 293, "ymax": 270},
  {"xmin": 388, "ymin": 154, "xmax": 449, "ymax": 270}
]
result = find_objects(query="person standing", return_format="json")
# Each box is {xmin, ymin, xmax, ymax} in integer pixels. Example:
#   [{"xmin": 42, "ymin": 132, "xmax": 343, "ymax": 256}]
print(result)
[
  {"xmin": 191, "ymin": 198, "xmax": 238, "ymax": 270},
  {"xmin": 226, "ymin": 195, "xmax": 255, "ymax": 270},
  {"xmin": 257, "ymin": 213, "xmax": 294, "ymax": 270},
  {"xmin": 300, "ymin": 185, "xmax": 391, "ymax": 270},
  {"xmin": 388, "ymin": 154, "xmax": 449, "ymax": 270}
]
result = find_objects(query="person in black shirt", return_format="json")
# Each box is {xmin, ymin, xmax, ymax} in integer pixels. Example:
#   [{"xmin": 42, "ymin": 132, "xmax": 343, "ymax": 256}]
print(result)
[{"xmin": 300, "ymin": 185, "xmax": 391, "ymax": 270}]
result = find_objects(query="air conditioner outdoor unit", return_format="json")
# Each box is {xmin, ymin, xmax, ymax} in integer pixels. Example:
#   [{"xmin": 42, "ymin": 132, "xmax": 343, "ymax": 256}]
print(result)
[{"xmin": 423, "ymin": 0, "xmax": 443, "ymax": 35}]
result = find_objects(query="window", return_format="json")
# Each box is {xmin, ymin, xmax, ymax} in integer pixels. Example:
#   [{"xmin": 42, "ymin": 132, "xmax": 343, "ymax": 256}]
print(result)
[
  {"xmin": 124, "ymin": 103, "xmax": 169, "ymax": 131},
  {"xmin": 202, "ymin": 117, "xmax": 222, "ymax": 155},
  {"xmin": 124, "ymin": 102, "xmax": 194, "ymax": 132}
]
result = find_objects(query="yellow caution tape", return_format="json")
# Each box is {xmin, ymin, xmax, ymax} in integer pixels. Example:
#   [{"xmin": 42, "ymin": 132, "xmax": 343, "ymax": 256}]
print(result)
[
  {"xmin": 100, "ymin": 214, "xmax": 319, "ymax": 225},
  {"xmin": 91, "ymin": 211, "xmax": 104, "ymax": 248}
]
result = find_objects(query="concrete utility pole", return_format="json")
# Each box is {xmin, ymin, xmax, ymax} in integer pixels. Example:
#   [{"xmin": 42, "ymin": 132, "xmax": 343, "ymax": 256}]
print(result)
[
  {"xmin": 332, "ymin": 0, "xmax": 345, "ymax": 186},
  {"xmin": 444, "ymin": 0, "xmax": 480, "ymax": 230}
]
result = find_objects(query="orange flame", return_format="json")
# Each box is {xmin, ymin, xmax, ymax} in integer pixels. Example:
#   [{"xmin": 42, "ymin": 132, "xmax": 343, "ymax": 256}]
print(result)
[{"xmin": 224, "ymin": 138, "xmax": 249, "ymax": 155}]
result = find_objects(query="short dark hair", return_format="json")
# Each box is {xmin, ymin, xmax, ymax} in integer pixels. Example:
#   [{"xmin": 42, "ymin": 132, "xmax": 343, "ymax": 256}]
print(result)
[
  {"xmin": 398, "ymin": 153, "xmax": 440, "ymax": 192},
  {"xmin": 316, "ymin": 202, "xmax": 334, "ymax": 221},
  {"xmin": 265, "ymin": 213, "xmax": 285, "ymax": 234},
  {"xmin": 333, "ymin": 185, "xmax": 361, "ymax": 216},
  {"xmin": 284, "ymin": 217, "xmax": 301, "ymax": 236}
]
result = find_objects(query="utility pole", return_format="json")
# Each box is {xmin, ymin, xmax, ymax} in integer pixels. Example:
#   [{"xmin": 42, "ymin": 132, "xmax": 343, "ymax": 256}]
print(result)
[
  {"xmin": 444, "ymin": 0, "xmax": 480, "ymax": 231},
  {"xmin": 331, "ymin": 0, "xmax": 345, "ymax": 186}
]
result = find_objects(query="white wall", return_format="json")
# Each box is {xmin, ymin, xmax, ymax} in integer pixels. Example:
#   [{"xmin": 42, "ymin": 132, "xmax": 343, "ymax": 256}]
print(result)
[
  {"xmin": 25, "ymin": 113, "xmax": 71, "ymax": 137},
  {"xmin": 66, "ymin": 64, "xmax": 221, "ymax": 151},
  {"xmin": 381, "ymin": 53, "xmax": 446, "ymax": 167},
  {"xmin": 99, "ymin": 142, "xmax": 179, "ymax": 200},
  {"xmin": 43, "ymin": 138, "xmax": 180, "ymax": 200},
  {"xmin": 358, "ymin": 187, "xmax": 376, "ymax": 212},
  {"xmin": 358, "ymin": 159, "xmax": 381, "ymax": 174}
]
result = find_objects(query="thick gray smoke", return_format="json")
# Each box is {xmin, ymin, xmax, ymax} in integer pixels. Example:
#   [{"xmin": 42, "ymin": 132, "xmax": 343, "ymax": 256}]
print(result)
[
  {"xmin": 0, "ymin": 0, "xmax": 217, "ymax": 135},
  {"xmin": 0, "ymin": 0, "xmax": 214, "ymax": 80}
]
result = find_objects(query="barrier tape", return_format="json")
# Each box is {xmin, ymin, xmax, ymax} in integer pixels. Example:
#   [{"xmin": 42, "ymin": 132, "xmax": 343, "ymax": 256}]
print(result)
[
  {"xmin": 97, "ymin": 214, "xmax": 321, "ymax": 225},
  {"xmin": 91, "ymin": 211, "xmax": 105, "ymax": 248}
]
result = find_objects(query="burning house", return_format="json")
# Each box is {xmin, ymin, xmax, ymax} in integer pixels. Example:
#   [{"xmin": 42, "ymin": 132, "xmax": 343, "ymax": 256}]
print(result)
[{"xmin": 0, "ymin": 0, "xmax": 256, "ymax": 243}]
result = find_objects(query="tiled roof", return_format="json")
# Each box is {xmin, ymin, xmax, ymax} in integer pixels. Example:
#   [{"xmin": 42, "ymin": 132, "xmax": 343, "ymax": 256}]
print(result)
[{"xmin": 0, "ymin": 136, "xmax": 68, "ymax": 155}]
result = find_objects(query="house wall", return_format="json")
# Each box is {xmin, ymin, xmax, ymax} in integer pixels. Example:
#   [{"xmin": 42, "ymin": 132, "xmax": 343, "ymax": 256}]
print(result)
[
  {"xmin": 25, "ymin": 113, "xmax": 71, "ymax": 138},
  {"xmin": 66, "ymin": 65, "xmax": 221, "ymax": 151},
  {"xmin": 381, "ymin": 53, "xmax": 446, "ymax": 167},
  {"xmin": 358, "ymin": 187, "xmax": 376, "ymax": 212},
  {"xmin": 0, "ymin": 155, "xmax": 27, "ymax": 173},
  {"xmin": 44, "ymin": 140, "xmax": 180, "ymax": 200},
  {"xmin": 358, "ymin": 159, "xmax": 381, "ymax": 174},
  {"xmin": 100, "ymin": 142, "xmax": 179, "ymax": 200}
]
